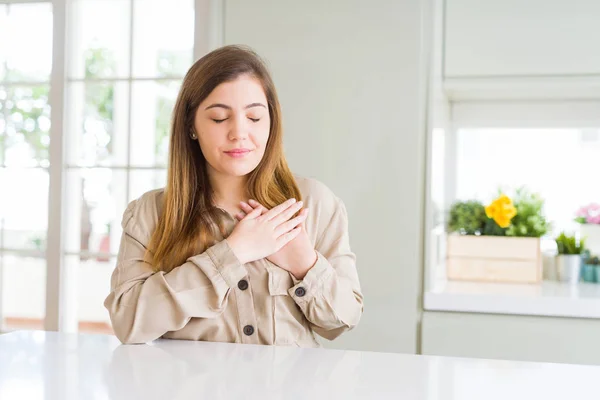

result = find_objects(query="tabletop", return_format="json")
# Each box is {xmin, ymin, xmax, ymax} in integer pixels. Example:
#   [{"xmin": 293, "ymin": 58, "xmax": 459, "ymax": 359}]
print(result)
[{"xmin": 1, "ymin": 330, "xmax": 599, "ymax": 400}]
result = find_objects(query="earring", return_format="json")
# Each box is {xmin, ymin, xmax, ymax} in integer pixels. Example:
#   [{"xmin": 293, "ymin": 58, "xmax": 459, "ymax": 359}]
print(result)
[{"xmin": 190, "ymin": 131, "xmax": 198, "ymax": 140}]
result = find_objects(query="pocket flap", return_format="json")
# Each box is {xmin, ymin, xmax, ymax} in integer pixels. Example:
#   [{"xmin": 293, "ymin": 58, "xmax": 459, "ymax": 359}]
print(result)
[{"xmin": 265, "ymin": 260, "xmax": 293, "ymax": 296}]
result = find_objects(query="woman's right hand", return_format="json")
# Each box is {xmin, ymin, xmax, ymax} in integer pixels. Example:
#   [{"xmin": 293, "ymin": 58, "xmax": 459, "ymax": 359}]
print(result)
[{"xmin": 226, "ymin": 198, "xmax": 308, "ymax": 264}]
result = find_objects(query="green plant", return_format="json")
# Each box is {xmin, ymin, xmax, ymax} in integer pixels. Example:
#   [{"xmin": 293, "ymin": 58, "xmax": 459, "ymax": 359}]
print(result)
[
  {"xmin": 448, "ymin": 200, "xmax": 487, "ymax": 235},
  {"xmin": 555, "ymin": 232, "xmax": 586, "ymax": 255},
  {"xmin": 584, "ymin": 255, "xmax": 600, "ymax": 265},
  {"xmin": 505, "ymin": 187, "xmax": 551, "ymax": 238}
]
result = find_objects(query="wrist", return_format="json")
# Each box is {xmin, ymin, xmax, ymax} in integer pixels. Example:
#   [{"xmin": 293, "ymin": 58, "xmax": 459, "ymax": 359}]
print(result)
[
  {"xmin": 225, "ymin": 237, "xmax": 248, "ymax": 265},
  {"xmin": 291, "ymin": 250, "xmax": 318, "ymax": 280}
]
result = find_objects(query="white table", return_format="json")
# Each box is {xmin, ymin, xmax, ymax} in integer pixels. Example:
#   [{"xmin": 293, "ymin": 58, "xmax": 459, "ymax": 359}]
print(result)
[{"xmin": 1, "ymin": 331, "xmax": 599, "ymax": 400}]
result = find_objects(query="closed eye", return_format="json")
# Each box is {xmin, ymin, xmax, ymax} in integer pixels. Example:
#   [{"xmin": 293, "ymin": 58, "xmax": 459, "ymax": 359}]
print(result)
[
  {"xmin": 249, "ymin": 117, "xmax": 260, "ymax": 123},
  {"xmin": 212, "ymin": 118, "xmax": 227, "ymax": 123}
]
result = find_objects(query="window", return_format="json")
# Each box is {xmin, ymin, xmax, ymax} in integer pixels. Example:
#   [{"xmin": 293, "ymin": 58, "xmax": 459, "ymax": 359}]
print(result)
[
  {"xmin": 455, "ymin": 128, "xmax": 600, "ymax": 234},
  {"xmin": 0, "ymin": 0, "xmax": 212, "ymax": 334},
  {"xmin": 64, "ymin": 0, "xmax": 193, "ymax": 333},
  {"xmin": 426, "ymin": 124, "xmax": 600, "ymax": 286},
  {"xmin": 0, "ymin": 2, "xmax": 53, "ymax": 331}
]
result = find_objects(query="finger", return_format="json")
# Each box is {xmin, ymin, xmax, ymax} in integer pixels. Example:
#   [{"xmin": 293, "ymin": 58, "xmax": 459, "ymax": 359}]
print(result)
[
  {"xmin": 249, "ymin": 199, "xmax": 269, "ymax": 215},
  {"xmin": 235, "ymin": 212, "xmax": 245, "ymax": 221},
  {"xmin": 300, "ymin": 208, "xmax": 309, "ymax": 228},
  {"xmin": 264, "ymin": 198, "xmax": 297, "ymax": 221},
  {"xmin": 276, "ymin": 226, "xmax": 302, "ymax": 249},
  {"xmin": 243, "ymin": 205, "xmax": 263, "ymax": 220},
  {"xmin": 248, "ymin": 199, "xmax": 261, "ymax": 207},
  {"xmin": 275, "ymin": 209, "xmax": 308, "ymax": 236},
  {"xmin": 239, "ymin": 201, "xmax": 254, "ymax": 214},
  {"xmin": 270, "ymin": 201, "xmax": 303, "ymax": 226}
]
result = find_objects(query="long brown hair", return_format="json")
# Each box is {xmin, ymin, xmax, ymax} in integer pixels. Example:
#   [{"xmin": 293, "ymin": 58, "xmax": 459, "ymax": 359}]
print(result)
[{"xmin": 146, "ymin": 45, "xmax": 302, "ymax": 273}]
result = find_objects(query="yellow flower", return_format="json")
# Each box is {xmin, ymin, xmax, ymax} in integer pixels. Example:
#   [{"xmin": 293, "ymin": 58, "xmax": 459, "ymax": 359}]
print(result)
[{"xmin": 485, "ymin": 194, "xmax": 517, "ymax": 228}]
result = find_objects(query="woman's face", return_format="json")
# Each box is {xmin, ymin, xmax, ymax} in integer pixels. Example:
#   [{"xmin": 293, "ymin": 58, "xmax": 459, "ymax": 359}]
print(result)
[{"xmin": 194, "ymin": 74, "xmax": 271, "ymax": 179}]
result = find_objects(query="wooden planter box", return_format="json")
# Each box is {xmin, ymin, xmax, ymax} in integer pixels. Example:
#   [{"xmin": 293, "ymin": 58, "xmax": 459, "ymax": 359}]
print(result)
[{"xmin": 446, "ymin": 235, "xmax": 542, "ymax": 284}]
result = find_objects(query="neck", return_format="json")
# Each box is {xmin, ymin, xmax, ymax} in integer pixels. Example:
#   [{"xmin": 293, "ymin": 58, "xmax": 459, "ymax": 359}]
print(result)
[{"xmin": 208, "ymin": 168, "xmax": 249, "ymax": 211}]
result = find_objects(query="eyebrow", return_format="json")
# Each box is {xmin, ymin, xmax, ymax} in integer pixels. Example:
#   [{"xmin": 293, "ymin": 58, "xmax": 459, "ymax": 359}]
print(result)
[{"xmin": 204, "ymin": 102, "xmax": 267, "ymax": 110}]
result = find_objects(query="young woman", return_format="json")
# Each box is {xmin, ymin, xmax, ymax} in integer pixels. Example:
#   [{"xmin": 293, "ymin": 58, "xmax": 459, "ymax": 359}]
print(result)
[{"xmin": 104, "ymin": 45, "xmax": 363, "ymax": 347}]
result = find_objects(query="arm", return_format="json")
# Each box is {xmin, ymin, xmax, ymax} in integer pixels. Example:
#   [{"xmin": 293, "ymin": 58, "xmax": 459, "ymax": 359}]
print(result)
[
  {"xmin": 287, "ymin": 199, "xmax": 363, "ymax": 340},
  {"xmin": 104, "ymin": 200, "xmax": 247, "ymax": 344}
]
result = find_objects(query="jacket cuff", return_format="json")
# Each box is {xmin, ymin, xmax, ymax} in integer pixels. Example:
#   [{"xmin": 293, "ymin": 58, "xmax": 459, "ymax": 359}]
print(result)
[
  {"xmin": 204, "ymin": 240, "xmax": 247, "ymax": 287},
  {"xmin": 288, "ymin": 252, "xmax": 334, "ymax": 305}
]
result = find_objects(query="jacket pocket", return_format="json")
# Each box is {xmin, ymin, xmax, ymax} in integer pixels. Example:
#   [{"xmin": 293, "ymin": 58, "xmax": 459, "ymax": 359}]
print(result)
[{"xmin": 264, "ymin": 261, "xmax": 312, "ymax": 345}]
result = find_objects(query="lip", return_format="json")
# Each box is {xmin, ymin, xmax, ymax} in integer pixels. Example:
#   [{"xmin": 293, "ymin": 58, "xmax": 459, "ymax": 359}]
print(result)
[{"xmin": 224, "ymin": 148, "xmax": 252, "ymax": 158}]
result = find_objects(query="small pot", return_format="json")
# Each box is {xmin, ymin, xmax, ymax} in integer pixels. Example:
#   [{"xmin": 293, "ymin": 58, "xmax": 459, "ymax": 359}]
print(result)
[
  {"xmin": 556, "ymin": 255, "xmax": 582, "ymax": 285},
  {"xmin": 581, "ymin": 263, "xmax": 596, "ymax": 283}
]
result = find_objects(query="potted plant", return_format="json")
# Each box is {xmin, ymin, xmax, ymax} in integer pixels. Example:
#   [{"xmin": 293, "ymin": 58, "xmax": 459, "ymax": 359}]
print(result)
[
  {"xmin": 581, "ymin": 254, "xmax": 599, "ymax": 283},
  {"xmin": 446, "ymin": 187, "xmax": 550, "ymax": 284},
  {"xmin": 447, "ymin": 200, "xmax": 487, "ymax": 235},
  {"xmin": 575, "ymin": 203, "xmax": 600, "ymax": 255},
  {"xmin": 555, "ymin": 232, "xmax": 585, "ymax": 285}
]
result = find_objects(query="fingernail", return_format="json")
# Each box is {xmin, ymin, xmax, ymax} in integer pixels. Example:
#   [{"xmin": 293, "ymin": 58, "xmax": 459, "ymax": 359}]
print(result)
[
  {"xmin": 249, "ymin": 199, "xmax": 257, "ymax": 204},
  {"xmin": 289, "ymin": 198, "xmax": 296, "ymax": 203},
  {"xmin": 297, "ymin": 201, "xmax": 303, "ymax": 206}
]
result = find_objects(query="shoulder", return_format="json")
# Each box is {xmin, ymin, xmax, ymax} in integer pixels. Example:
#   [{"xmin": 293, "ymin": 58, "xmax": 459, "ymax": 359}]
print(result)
[
  {"xmin": 294, "ymin": 174, "xmax": 340, "ymax": 210},
  {"xmin": 121, "ymin": 188, "xmax": 165, "ymax": 243},
  {"xmin": 293, "ymin": 174, "xmax": 347, "ymax": 244}
]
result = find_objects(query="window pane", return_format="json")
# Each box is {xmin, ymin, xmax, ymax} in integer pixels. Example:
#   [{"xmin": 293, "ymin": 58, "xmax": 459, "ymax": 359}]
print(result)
[
  {"xmin": 0, "ymin": 6, "xmax": 7, "ymax": 81},
  {"xmin": 0, "ymin": 168, "xmax": 48, "ymax": 251},
  {"xmin": 64, "ymin": 255, "xmax": 114, "ymax": 334},
  {"xmin": 68, "ymin": 0, "xmax": 131, "ymax": 79},
  {"xmin": 456, "ymin": 128, "xmax": 600, "ymax": 234},
  {"xmin": 130, "ymin": 80, "xmax": 180, "ymax": 167},
  {"xmin": 4, "ymin": 3, "xmax": 53, "ymax": 82},
  {"xmin": 0, "ymin": 88, "xmax": 5, "ymax": 166},
  {"xmin": 4, "ymin": 86, "xmax": 51, "ymax": 168},
  {"xmin": 132, "ymin": 0, "xmax": 194, "ymax": 77},
  {"xmin": 129, "ymin": 169, "xmax": 167, "ymax": 202},
  {"xmin": 63, "ymin": 169, "xmax": 126, "ymax": 255},
  {"xmin": 2, "ymin": 253, "xmax": 46, "ymax": 331},
  {"xmin": 66, "ymin": 82, "xmax": 129, "ymax": 166}
]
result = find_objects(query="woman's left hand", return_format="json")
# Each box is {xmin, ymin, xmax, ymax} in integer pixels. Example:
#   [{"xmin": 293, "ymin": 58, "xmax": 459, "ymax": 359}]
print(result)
[{"xmin": 235, "ymin": 199, "xmax": 318, "ymax": 280}]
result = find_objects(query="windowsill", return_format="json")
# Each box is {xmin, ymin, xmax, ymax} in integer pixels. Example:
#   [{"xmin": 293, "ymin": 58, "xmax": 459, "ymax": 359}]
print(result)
[{"xmin": 424, "ymin": 280, "xmax": 600, "ymax": 319}]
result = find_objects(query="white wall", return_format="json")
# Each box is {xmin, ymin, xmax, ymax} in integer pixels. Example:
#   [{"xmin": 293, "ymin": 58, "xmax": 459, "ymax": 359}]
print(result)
[
  {"xmin": 224, "ymin": 0, "xmax": 432, "ymax": 353},
  {"xmin": 441, "ymin": 0, "xmax": 600, "ymax": 101},
  {"xmin": 444, "ymin": 0, "xmax": 600, "ymax": 78}
]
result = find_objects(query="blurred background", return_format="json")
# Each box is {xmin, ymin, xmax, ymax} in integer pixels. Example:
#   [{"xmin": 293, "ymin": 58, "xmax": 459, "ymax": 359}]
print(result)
[{"xmin": 1, "ymin": 0, "xmax": 600, "ymax": 367}]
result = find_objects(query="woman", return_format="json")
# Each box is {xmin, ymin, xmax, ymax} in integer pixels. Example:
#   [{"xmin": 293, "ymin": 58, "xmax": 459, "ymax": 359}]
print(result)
[{"xmin": 104, "ymin": 45, "xmax": 363, "ymax": 347}]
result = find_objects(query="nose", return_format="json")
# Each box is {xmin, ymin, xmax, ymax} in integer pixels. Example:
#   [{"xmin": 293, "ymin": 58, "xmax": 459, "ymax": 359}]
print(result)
[{"xmin": 228, "ymin": 115, "xmax": 249, "ymax": 141}]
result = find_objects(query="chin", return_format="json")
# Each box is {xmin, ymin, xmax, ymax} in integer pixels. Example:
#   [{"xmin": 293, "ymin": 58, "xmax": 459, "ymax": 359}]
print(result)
[{"xmin": 223, "ymin": 164, "xmax": 260, "ymax": 177}]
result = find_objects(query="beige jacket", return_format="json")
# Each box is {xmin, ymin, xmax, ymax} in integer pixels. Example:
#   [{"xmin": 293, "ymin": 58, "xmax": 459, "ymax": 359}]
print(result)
[{"xmin": 104, "ymin": 176, "xmax": 363, "ymax": 346}]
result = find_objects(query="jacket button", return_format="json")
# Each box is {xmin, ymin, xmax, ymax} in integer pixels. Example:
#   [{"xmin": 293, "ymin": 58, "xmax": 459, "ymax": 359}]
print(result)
[
  {"xmin": 243, "ymin": 325, "xmax": 254, "ymax": 336},
  {"xmin": 237, "ymin": 279, "xmax": 249, "ymax": 290},
  {"xmin": 295, "ymin": 287, "xmax": 306, "ymax": 297}
]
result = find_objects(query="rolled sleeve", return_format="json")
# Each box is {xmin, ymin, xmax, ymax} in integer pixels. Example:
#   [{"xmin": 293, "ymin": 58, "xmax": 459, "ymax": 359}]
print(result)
[
  {"xmin": 288, "ymin": 199, "xmax": 363, "ymax": 340},
  {"xmin": 200, "ymin": 239, "xmax": 247, "ymax": 287}
]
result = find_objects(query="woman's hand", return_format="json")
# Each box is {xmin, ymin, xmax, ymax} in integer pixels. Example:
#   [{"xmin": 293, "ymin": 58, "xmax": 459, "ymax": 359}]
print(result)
[
  {"xmin": 226, "ymin": 198, "xmax": 307, "ymax": 265},
  {"xmin": 236, "ymin": 200, "xmax": 317, "ymax": 280}
]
